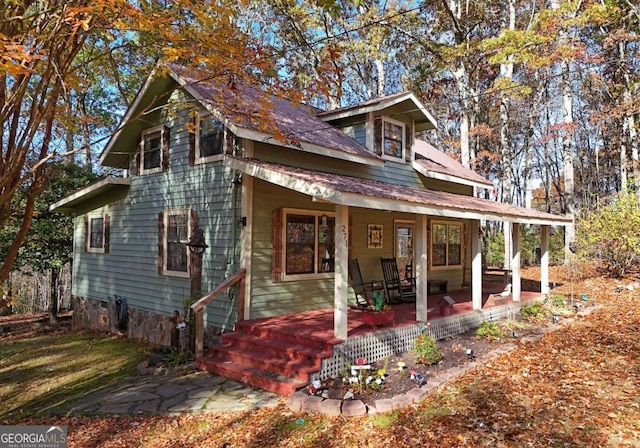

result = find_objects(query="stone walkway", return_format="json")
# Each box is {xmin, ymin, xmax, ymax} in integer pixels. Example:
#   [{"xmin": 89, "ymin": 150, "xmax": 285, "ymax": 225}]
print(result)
[{"xmin": 58, "ymin": 368, "xmax": 283, "ymax": 416}]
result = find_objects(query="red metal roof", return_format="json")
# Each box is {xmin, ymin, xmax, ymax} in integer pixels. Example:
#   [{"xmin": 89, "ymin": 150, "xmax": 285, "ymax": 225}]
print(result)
[
  {"xmin": 226, "ymin": 156, "xmax": 571, "ymax": 225},
  {"xmin": 414, "ymin": 140, "xmax": 493, "ymax": 187},
  {"xmin": 168, "ymin": 63, "xmax": 378, "ymax": 161}
]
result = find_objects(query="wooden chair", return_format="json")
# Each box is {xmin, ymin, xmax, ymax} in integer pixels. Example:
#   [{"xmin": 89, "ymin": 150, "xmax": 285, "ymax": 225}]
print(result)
[
  {"xmin": 348, "ymin": 258, "xmax": 376, "ymax": 308},
  {"xmin": 380, "ymin": 257, "xmax": 417, "ymax": 304}
]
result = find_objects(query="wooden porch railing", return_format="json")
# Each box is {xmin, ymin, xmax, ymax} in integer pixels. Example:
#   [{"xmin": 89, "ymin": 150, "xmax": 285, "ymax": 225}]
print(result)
[{"xmin": 190, "ymin": 268, "xmax": 246, "ymax": 360}]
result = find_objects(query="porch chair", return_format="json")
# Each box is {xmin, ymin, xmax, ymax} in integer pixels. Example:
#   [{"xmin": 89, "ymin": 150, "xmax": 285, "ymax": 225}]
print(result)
[
  {"xmin": 348, "ymin": 258, "xmax": 382, "ymax": 308},
  {"xmin": 380, "ymin": 257, "xmax": 417, "ymax": 304}
]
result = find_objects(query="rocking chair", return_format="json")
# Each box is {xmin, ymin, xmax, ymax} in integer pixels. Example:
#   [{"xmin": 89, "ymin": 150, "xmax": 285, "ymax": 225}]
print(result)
[
  {"xmin": 348, "ymin": 258, "xmax": 381, "ymax": 308},
  {"xmin": 380, "ymin": 257, "xmax": 417, "ymax": 304}
]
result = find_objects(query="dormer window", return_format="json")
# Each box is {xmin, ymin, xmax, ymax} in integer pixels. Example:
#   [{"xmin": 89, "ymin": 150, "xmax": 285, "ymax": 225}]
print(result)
[
  {"xmin": 382, "ymin": 118, "xmax": 405, "ymax": 161},
  {"xmin": 196, "ymin": 113, "xmax": 225, "ymax": 162}
]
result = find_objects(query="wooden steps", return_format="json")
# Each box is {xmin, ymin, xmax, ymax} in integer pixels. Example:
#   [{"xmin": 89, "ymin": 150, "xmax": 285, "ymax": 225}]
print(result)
[{"xmin": 198, "ymin": 320, "xmax": 339, "ymax": 396}]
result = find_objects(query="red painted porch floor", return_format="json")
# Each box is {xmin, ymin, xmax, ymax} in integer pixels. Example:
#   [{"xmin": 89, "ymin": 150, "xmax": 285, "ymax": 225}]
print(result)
[{"xmin": 236, "ymin": 284, "xmax": 544, "ymax": 342}]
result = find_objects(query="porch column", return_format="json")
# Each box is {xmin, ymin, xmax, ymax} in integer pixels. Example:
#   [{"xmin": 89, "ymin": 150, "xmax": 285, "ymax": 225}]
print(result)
[
  {"xmin": 415, "ymin": 214, "xmax": 428, "ymax": 321},
  {"xmin": 511, "ymin": 222, "xmax": 521, "ymax": 301},
  {"xmin": 540, "ymin": 225, "xmax": 550, "ymax": 295},
  {"xmin": 334, "ymin": 204, "xmax": 349, "ymax": 340},
  {"xmin": 471, "ymin": 220, "xmax": 483, "ymax": 310}
]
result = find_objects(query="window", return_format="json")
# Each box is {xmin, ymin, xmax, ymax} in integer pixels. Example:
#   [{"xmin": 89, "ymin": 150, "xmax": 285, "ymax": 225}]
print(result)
[
  {"xmin": 431, "ymin": 221, "xmax": 462, "ymax": 268},
  {"xmin": 382, "ymin": 118, "xmax": 405, "ymax": 160},
  {"xmin": 272, "ymin": 208, "xmax": 335, "ymax": 281},
  {"xmin": 85, "ymin": 213, "xmax": 109, "ymax": 253},
  {"xmin": 160, "ymin": 210, "xmax": 191, "ymax": 276},
  {"xmin": 394, "ymin": 221, "xmax": 414, "ymax": 280},
  {"xmin": 196, "ymin": 114, "xmax": 225, "ymax": 161},
  {"xmin": 140, "ymin": 125, "xmax": 168, "ymax": 174}
]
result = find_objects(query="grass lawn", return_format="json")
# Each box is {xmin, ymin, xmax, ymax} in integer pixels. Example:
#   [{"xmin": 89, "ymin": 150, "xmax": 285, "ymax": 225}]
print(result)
[{"xmin": 0, "ymin": 325, "xmax": 149, "ymax": 421}]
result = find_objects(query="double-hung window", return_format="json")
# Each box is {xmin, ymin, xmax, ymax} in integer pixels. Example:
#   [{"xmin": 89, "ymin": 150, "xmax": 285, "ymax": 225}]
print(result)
[
  {"xmin": 86, "ymin": 213, "xmax": 108, "ymax": 253},
  {"xmin": 382, "ymin": 118, "xmax": 405, "ymax": 161},
  {"xmin": 196, "ymin": 113, "xmax": 225, "ymax": 162},
  {"xmin": 161, "ymin": 209, "xmax": 191, "ymax": 277},
  {"xmin": 140, "ymin": 125, "xmax": 168, "ymax": 175},
  {"xmin": 431, "ymin": 221, "xmax": 462, "ymax": 268}
]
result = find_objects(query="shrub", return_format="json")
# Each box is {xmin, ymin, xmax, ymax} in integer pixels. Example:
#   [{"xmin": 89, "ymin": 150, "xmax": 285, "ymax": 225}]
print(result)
[
  {"xmin": 161, "ymin": 348, "xmax": 193, "ymax": 367},
  {"xmin": 476, "ymin": 322, "xmax": 505, "ymax": 340},
  {"xmin": 521, "ymin": 301, "xmax": 545, "ymax": 321},
  {"xmin": 413, "ymin": 331, "xmax": 442, "ymax": 364},
  {"xmin": 574, "ymin": 191, "xmax": 640, "ymax": 278}
]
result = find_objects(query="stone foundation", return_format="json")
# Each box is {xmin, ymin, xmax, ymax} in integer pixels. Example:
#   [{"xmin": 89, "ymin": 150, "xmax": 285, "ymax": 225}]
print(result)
[{"xmin": 71, "ymin": 295, "xmax": 221, "ymax": 348}]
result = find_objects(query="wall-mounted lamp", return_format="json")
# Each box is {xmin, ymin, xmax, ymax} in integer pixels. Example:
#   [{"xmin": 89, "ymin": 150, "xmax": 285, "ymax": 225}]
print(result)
[
  {"xmin": 186, "ymin": 227, "xmax": 208, "ymax": 254},
  {"xmin": 319, "ymin": 214, "xmax": 328, "ymax": 231}
]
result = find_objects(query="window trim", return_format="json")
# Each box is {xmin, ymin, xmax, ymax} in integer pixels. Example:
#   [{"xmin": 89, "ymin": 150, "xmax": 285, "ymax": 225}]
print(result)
[
  {"xmin": 280, "ymin": 208, "xmax": 335, "ymax": 281},
  {"xmin": 161, "ymin": 208, "xmax": 191, "ymax": 278},
  {"xmin": 195, "ymin": 112, "xmax": 225, "ymax": 164},
  {"xmin": 429, "ymin": 220, "xmax": 463, "ymax": 270},
  {"xmin": 87, "ymin": 213, "xmax": 107, "ymax": 253},
  {"xmin": 140, "ymin": 125, "xmax": 166, "ymax": 175},
  {"xmin": 381, "ymin": 117, "xmax": 406, "ymax": 162}
]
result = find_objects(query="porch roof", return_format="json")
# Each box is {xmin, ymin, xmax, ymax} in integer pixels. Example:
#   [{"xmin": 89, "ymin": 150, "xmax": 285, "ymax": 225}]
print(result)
[{"xmin": 224, "ymin": 156, "xmax": 572, "ymax": 226}]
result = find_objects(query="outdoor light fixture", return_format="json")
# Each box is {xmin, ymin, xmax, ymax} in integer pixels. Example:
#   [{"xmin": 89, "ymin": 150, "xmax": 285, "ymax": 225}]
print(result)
[
  {"xmin": 552, "ymin": 315, "xmax": 560, "ymax": 324},
  {"xmin": 186, "ymin": 227, "xmax": 208, "ymax": 254},
  {"xmin": 572, "ymin": 304, "xmax": 580, "ymax": 312},
  {"xmin": 466, "ymin": 348, "xmax": 475, "ymax": 360},
  {"xmin": 512, "ymin": 331, "xmax": 519, "ymax": 339},
  {"xmin": 319, "ymin": 214, "xmax": 329, "ymax": 231}
]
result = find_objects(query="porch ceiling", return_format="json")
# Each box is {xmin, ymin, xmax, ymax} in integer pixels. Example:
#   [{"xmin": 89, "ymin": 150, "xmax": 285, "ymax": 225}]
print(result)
[{"xmin": 224, "ymin": 156, "xmax": 572, "ymax": 226}]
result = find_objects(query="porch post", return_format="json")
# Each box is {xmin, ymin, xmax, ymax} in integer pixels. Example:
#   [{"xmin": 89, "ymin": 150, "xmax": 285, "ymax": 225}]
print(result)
[
  {"xmin": 334, "ymin": 204, "xmax": 349, "ymax": 340},
  {"xmin": 511, "ymin": 222, "xmax": 521, "ymax": 301},
  {"xmin": 471, "ymin": 220, "xmax": 483, "ymax": 310},
  {"xmin": 415, "ymin": 214, "xmax": 428, "ymax": 321},
  {"xmin": 540, "ymin": 225, "xmax": 550, "ymax": 295}
]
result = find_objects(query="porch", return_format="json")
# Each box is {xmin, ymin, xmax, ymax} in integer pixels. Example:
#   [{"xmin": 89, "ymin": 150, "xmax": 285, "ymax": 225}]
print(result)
[{"xmin": 198, "ymin": 281, "xmax": 544, "ymax": 395}]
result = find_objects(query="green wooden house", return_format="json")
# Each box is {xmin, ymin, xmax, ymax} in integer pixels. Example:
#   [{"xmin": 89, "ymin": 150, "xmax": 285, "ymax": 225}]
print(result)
[{"xmin": 51, "ymin": 63, "xmax": 571, "ymax": 394}]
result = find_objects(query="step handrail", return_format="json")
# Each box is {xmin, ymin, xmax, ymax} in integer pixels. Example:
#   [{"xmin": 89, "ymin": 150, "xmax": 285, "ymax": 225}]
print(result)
[{"xmin": 190, "ymin": 268, "xmax": 246, "ymax": 359}]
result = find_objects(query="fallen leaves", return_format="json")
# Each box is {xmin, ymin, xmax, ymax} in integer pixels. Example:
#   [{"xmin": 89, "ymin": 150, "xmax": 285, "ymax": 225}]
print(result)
[{"xmin": 5, "ymin": 265, "xmax": 640, "ymax": 446}]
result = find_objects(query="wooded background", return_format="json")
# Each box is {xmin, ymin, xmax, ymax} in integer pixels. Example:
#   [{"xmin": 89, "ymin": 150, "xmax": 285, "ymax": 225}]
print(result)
[{"xmin": 2, "ymin": 0, "xmax": 639, "ymax": 310}]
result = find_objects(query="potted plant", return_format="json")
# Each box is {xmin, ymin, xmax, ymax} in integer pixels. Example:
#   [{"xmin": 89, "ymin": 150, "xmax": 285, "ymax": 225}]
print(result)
[{"xmin": 362, "ymin": 292, "xmax": 395, "ymax": 329}]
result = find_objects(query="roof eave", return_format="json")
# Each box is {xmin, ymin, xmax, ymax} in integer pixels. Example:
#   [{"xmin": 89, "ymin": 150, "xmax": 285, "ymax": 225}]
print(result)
[
  {"xmin": 412, "ymin": 160, "xmax": 494, "ymax": 189},
  {"xmin": 49, "ymin": 177, "xmax": 131, "ymax": 215}
]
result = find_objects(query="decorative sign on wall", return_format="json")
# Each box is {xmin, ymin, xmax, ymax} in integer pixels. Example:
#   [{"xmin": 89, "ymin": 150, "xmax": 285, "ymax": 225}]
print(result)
[{"xmin": 367, "ymin": 224, "xmax": 383, "ymax": 249}]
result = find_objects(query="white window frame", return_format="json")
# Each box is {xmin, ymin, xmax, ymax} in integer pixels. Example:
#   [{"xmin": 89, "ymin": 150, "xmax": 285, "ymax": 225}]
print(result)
[
  {"xmin": 87, "ymin": 213, "xmax": 106, "ymax": 253},
  {"xmin": 195, "ymin": 112, "xmax": 225, "ymax": 164},
  {"xmin": 430, "ymin": 220, "xmax": 463, "ymax": 270},
  {"xmin": 162, "ymin": 209, "xmax": 191, "ymax": 278},
  {"xmin": 381, "ymin": 117, "xmax": 406, "ymax": 162},
  {"xmin": 281, "ymin": 208, "xmax": 335, "ymax": 281},
  {"xmin": 140, "ymin": 125, "xmax": 165, "ymax": 175}
]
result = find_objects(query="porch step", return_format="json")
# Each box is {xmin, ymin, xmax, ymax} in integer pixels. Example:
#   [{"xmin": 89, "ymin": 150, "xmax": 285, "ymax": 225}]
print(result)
[
  {"xmin": 234, "ymin": 319, "xmax": 342, "ymax": 350},
  {"xmin": 222, "ymin": 332, "xmax": 333, "ymax": 363},
  {"xmin": 198, "ymin": 357, "xmax": 307, "ymax": 396},
  {"xmin": 209, "ymin": 343, "xmax": 319, "ymax": 382}
]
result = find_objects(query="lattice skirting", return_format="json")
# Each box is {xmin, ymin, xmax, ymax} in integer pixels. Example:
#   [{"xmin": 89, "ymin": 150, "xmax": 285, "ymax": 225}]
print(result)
[{"xmin": 312, "ymin": 297, "xmax": 540, "ymax": 381}]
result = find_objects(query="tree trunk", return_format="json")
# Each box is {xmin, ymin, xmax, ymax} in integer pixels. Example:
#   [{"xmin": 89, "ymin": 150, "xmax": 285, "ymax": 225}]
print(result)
[{"xmin": 49, "ymin": 268, "xmax": 59, "ymax": 325}]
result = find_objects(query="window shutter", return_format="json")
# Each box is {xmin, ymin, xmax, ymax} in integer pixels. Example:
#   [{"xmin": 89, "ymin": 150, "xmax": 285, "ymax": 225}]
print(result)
[
  {"xmin": 104, "ymin": 214, "xmax": 110, "ymax": 254},
  {"xmin": 405, "ymin": 124, "xmax": 412, "ymax": 162},
  {"xmin": 84, "ymin": 215, "xmax": 89, "ymax": 252},
  {"xmin": 134, "ymin": 141, "xmax": 141, "ymax": 176},
  {"xmin": 271, "ymin": 207, "xmax": 284, "ymax": 282},
  {"xmin": 374, "ymin": 117, "xmax": 382, "ymax": 155},
  {"xmin": 225, "ymin": 129, "xmax": 235, "ymax": 155},
  {"xmin": 188, "ymin": 116, "xmax": 196, "ymax": 166},
  {"xmin": 158, "ymin": 212, "xmax": 165, "ymax": 274},
  {"xmin": 161, "ymin": 126, "xmax": 170, "ymax": 172}
]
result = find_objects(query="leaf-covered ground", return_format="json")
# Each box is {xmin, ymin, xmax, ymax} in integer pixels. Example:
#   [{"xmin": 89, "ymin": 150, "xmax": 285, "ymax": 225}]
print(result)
[{"xmin": 8, "ymin": 263, "xmax": 640, "ymax": 447}]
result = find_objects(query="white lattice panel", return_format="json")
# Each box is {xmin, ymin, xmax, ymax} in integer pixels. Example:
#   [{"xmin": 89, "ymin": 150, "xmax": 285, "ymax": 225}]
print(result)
[{"xmin": 313, "ymin": 298, "xmax": 540, "ymax": 381}]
